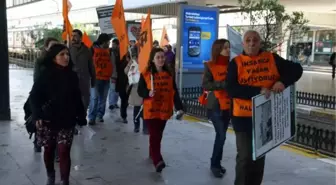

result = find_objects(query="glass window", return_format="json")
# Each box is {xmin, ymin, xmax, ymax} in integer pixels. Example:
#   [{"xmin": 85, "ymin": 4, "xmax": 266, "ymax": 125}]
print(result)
[{"xmin": 314, "ymin": 30, "xmax": 336, "ymax": 54}]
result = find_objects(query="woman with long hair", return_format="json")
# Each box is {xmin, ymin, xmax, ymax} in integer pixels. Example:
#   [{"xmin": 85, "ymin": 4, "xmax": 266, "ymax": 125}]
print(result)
[
  {"xmin": 202, "ymin": 39, "xmax": 231, "ymax": 178},
  {"xmin": 137, "ymin": 47, "xmax": 184, "ymax": 173},
  {"xmin": 29, "ymin": 44, "xmax": 87, "ymax": 185}
]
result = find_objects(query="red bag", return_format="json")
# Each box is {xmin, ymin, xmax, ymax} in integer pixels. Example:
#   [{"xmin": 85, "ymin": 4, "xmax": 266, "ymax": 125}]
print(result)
[{"xmin": 198, "ymin": 91, "xmax": 209, "ymax": 106}]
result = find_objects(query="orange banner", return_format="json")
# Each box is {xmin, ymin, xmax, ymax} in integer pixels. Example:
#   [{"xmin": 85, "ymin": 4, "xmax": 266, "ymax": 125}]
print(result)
[
  {"xmin": 62, "ymin": 0, "xmax": 72, "ymax": 41},
  {"xmin": 111, "ymin": 0, "xmax": 129, "ymax": 60},
  {"xmin": 160, "ymin": 26, "xmax": 169, "ymax": 47},
  {"xmin": 138, "ymin": 9, "xmax": 153, "ymax": 73},
  {"xmin": 82, "ymin": 32, "xmax": 93, "ymax": 48}
]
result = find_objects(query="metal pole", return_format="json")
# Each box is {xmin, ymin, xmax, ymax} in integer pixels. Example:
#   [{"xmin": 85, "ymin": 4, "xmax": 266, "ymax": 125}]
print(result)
[
  {"xmin": 179, "ymin": 46, "xmax": 183, "ymax": 97},
  {"xmin": 0, "ymin": 1, "xmax": 11, "ymax": 120}
]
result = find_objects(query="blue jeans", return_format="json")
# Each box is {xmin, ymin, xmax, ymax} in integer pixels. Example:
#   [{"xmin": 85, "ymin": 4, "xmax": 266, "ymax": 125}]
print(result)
[
  {"xmin": 108, "ymin": 82, "xmax": 119, "ymax": 106},
  {"xmin": 210, "ymin": 109, "xmax": 230, "ymax": 168},
  {"xmin": 88, "ymin": 80, "xmax": 110, "ymax": 121}
]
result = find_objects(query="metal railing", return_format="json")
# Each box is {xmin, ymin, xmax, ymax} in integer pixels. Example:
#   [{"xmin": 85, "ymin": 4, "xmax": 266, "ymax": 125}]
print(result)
[
  {"xmin": 9, "ymin": 49, "xmax": 42, "ymax": 69},
  {"xmin": 181, "ymin": 87, "xmax": 336, "ymax": 157}
]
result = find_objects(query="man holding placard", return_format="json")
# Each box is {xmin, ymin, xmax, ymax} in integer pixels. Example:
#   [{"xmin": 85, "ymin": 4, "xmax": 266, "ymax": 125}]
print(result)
[{"xmin": 226, "ymin": 30, "xmax": 303, "ymax": 185}]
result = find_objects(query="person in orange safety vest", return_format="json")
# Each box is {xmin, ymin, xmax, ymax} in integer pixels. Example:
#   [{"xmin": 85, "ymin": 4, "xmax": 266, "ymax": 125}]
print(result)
[
  {"xmin": 226, "ymin": 30, "xmax": 303, "ymax": 185},
  {"xmin": 137, "ymin": 47, "xmax": 184, "ymax": 173},
  {"xmin": 202, "ymin": 39, "xmax": 231, "ymax": 178}
]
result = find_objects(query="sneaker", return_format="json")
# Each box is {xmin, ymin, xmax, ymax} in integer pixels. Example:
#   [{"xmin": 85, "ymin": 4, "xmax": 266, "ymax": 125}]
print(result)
[
  {"xmin": 88, "ymin": 120, "xmax": 96, "ymax": 125},
  {"xmin": 210, "ymin": 167, "xmax": 224, "ymax": 178}
]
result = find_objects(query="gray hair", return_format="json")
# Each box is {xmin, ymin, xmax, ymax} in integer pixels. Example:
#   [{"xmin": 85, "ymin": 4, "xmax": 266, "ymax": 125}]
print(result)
[{"xmin": 243, "ymin": 30, "xmax": 261, "ymax": 40}]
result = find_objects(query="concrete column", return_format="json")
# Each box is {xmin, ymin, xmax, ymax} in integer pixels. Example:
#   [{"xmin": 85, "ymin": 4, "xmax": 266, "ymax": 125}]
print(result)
[{"xmin": 0, "ymin": 0, "xmax": 11, "ymax": 120}]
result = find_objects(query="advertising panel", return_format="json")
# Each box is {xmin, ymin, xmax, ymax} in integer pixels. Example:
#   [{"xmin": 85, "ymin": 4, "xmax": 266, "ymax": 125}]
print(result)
[
  {"xmin": 96, "ymin": 5, "xmax": 115, "ymax": 34},
  {"xmin": 179, "ymin": 5, "xmax": 219, "ymax": 71}
]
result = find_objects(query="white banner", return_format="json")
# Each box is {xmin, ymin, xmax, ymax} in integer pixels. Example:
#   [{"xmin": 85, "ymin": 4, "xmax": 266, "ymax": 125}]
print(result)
[
  {"xmin": 227, "ymin": 24, "xmax": 243, "ymax": 60},
  {"xmin": 96, "ymin": 5, "xmax": 115, "ymax": 34},
  {"xmin": 252, "ymin": 86, "xmax": 295, "ymax": 160}
]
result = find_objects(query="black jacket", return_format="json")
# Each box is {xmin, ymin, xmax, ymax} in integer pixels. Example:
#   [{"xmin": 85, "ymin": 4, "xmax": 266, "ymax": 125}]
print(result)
[
  {"xmin": 29, "ymin": 64, "xmax": 86, "ymax": 130},
  {"xmin": 226, "ymin": 51, "xmax": 303, "ymax": 132}
]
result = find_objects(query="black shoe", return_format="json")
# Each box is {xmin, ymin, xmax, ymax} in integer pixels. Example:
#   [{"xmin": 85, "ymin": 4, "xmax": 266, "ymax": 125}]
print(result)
[
  {"xmin": 114, "ymin": 104, "xmax": 119, "ymax": 108},
  {"xmin": 122, "ymin": 119, "xmax": 128, "ymax": 124},
  {"xmin": 211, "ymin": 167, "xmax": 224, "ymax": 178},
  {"xmin": 134, "ymin": 127, "xmax": 140, "ymax": 133},
  {"xmin": 34, "ymin": 145, "xmax": 42, "ymax": 153},
  {"xmin": 155, "ymin": 161, "xmax": 166, "ymax": 173},
  {"xmin": 74, "ymin": 128, "xmax": 79, "ymax": 135},
  {"xmin": 46, "ymin": 172, "xmax": 55, "ymax": 185},
  {"xmin": 97, "ymin": 118, "xmax": 104, "ymax": 123},
  {"xmin": 89, "ymin": 120, "xmax": 96, "ymax": 125}
]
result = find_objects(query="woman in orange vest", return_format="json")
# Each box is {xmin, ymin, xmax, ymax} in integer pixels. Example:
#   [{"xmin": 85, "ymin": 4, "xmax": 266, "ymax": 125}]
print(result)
[
  {"xmin": 202, "ymin": 39, "xmax": 231, "ymax": 178},
  {"xmin": 137, "ymin": 47, "xmax": 184, "ymax": 173}
]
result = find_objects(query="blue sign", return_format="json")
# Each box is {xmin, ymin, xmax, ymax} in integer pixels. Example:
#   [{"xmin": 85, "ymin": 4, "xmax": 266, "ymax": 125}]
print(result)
[{"xmin": 180, "ymin": 5, "xmax": 219, "ymax": 71}]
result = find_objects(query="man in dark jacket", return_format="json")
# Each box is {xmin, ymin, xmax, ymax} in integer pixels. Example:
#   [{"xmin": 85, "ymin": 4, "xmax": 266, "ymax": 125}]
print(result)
[
  {"xmin": 70, "ymin": 29, "xmax": 96, "ymax": 111},
  {"xmin": 108, "ymin": 39, "xmax": 120, "ymax": 110},
  {"xmin": 226, "ymin": 30, "xmax": 303, "ymax": 185}
]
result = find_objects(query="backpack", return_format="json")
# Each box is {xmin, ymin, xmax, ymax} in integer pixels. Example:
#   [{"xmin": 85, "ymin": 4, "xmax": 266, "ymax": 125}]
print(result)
[
  {"xmin": 23, "ymin": 95, "xmax": 35, "ymax": 139},
  {"xmin": 127, "ymin": 60, "xmax": 140, "ymax": 85}
]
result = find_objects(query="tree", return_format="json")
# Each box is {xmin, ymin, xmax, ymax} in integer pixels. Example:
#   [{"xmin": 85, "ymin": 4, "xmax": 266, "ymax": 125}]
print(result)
[{"xmin": 238, "ymin": 0, "xmax": 309, "ymax": 51}]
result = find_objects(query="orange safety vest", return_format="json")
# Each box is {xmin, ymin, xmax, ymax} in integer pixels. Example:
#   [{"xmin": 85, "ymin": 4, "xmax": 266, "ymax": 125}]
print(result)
[
  {"xmin": 233, "ymin": 52, "xmax": 280, "ymax": 117},
  {"xmin": 93, "ymin": 48, "xmax": 113, "ymax": 80},
  {"xmin": 142, "ymin": 71, "xmax": 175, "ymax": 120},
  {"xmin": 206, "ymin": 61, "xmax": 230, "ymax": 110}
]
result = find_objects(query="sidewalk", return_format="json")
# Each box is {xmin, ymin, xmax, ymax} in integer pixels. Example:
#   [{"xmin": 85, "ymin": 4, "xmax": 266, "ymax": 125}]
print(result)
[{"xmin": 2, "ymin": 69, "xmax": 335, "ymax": 185}]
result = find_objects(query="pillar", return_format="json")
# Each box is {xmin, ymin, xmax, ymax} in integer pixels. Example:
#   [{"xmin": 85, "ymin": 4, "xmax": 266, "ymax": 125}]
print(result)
[{"xmin": 0, "ymin": 0, "xmax": 11, "ymax": 120}]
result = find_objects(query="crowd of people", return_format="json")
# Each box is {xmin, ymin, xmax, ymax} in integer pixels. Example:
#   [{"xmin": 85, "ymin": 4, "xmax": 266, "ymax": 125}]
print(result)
[{"xmin": 25, "ymin": 29, "xmax": 303, "ymax": 185}]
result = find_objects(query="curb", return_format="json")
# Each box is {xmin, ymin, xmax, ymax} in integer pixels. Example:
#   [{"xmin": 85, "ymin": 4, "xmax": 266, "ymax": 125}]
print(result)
[{"xmin": 296, "ymin": 105, "xmax": 336, "ymax": 120}]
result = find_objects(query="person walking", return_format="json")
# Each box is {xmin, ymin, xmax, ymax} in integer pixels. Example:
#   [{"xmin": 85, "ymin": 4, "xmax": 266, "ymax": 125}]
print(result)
[
  {"xmin": 70, "ymin": 29, "xmax": 96, "ymax": 111},
  {"xmin": 226, "ymin": 30, "xmax": 303, "ymax": 185},
  {"xmin": 29, "ymin": 44, "xmax": 87, "ymax": 185},
  {"xmin": 33, "ymin": 37, "xmax": 58, "ymax": 153},
  {"xmin": 202, "ymin": 39, "xmax": 231, "ymax": 178},
  {"xmin": 137, "ymin": 47, "xmax": 184, "ymax": 173},
  {"xmin": 88, "ymin": 33, "xmax": 116, "ymax": 125},
  {"xmin": 124, "ymin": 49, "xmax": 148, "ymax": 134},
  {"xmin": 329, "ymin": 51, "xmax": 336, "ymax": 79},
  {"xmin": 108, "ymin": 39, "xmax": 120, "ymax": 110}
]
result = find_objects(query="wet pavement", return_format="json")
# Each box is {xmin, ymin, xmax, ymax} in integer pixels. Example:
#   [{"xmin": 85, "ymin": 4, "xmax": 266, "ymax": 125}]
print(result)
[{"xmin": 0, "ymin": 69, "xmax": 335, "ymax": 185}]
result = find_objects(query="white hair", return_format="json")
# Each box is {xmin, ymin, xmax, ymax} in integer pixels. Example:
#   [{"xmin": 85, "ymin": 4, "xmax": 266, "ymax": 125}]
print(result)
[{"xmin": 243, "ymin": 30, "xmax": 261, "ymax": 40}]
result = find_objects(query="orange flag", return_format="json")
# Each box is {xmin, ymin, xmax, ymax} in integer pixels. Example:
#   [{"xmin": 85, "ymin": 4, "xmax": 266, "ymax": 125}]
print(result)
[
  {"xmin": 111, "ymin": 0, "xmax": 129, "ymax": 60},
  {"xmin": 62, "ymin": 0, "xmax": 73, "ymax": 41},
  {"xmin": 160, "ymin": 26, "xmax": 169, "ymax": 47},
  {"xmin": 82, "ymin": 32, "xmax": 93, "ymax": 48},
  {"xmin": 138, "ymin": 9, "xmax": 153, "ymax": 73}
]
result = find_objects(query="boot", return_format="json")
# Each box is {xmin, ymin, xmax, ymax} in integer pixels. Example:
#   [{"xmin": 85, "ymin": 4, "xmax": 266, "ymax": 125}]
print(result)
[{"xmin": 46, "ymin": 171, "xmax": 55, "ymax": 185}]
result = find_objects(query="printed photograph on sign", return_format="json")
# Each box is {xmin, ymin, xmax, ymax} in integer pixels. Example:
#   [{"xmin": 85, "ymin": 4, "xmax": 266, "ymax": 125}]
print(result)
[
  {"xmin": 127, "ymin": 22, "xmax": 141, "ymax": 42},
  {"xmin": 255, "ymin": 100, "xmax": 273, "ymax": 150}
]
